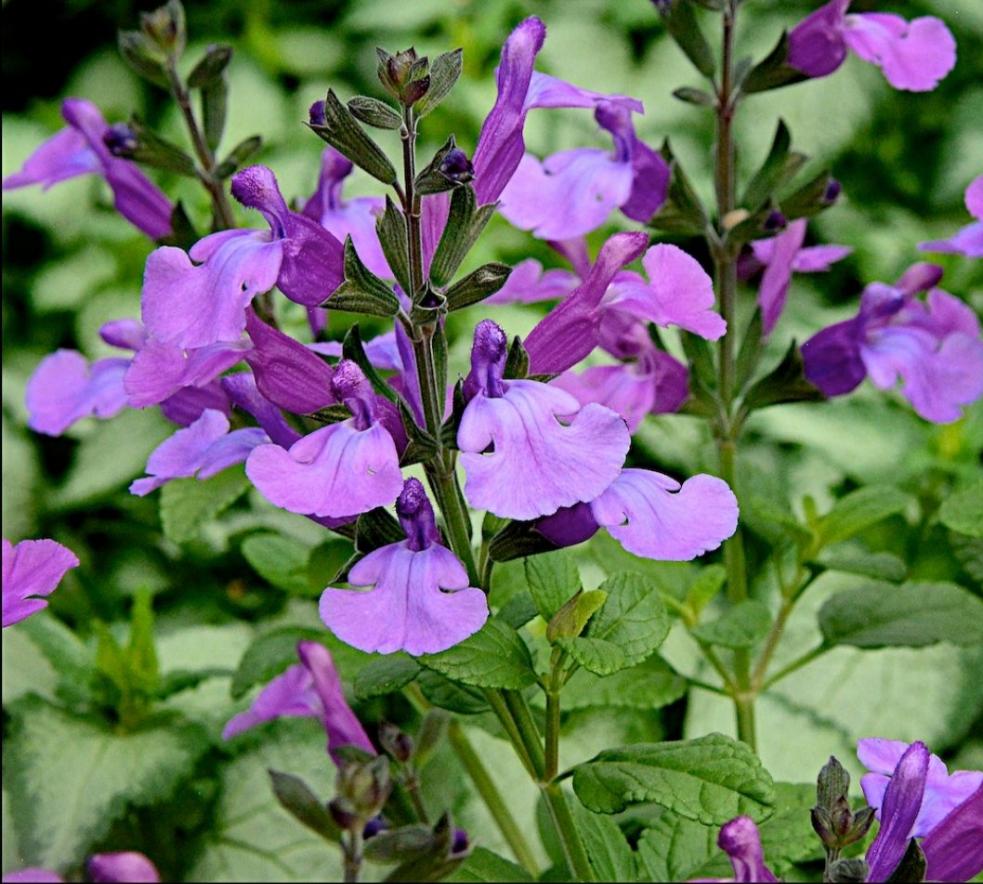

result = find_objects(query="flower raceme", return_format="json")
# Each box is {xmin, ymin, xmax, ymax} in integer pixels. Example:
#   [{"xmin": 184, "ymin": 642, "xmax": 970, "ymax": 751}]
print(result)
[{"xmin": 2, "ymin": 538, "xmax": 79, "ymax": 628}]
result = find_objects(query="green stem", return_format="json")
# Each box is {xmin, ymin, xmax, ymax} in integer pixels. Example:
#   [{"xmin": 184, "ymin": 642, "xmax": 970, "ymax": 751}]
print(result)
[
  {"xmin": 503, "ymin": 690, "xmax": 546, "ymax": 781},
  {"xmin": 447, "ymin": 721, "xmax": 540, "ymax": 876},
  {"xmin": 545, "ymin": 656, "xmax": 564, "ymax": 782},
  {"xmin": 484, "ymin": 689, "xmax": 537, "ymax": 779},
  {"xmin": 541, "ymin": 783, "xmax": 596, "ymax": 882},
  {"xmin": 343, "ymin": 828, "xmax": 363, "ymax": 884},
  {"xmin": 760, "ymin": 643, "xmax": 830, "ymax": 691}
]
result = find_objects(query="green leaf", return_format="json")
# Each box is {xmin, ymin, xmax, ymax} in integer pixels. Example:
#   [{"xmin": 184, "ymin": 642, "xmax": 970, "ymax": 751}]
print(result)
[
  {"xmin": 416, "ymin": 49, "xmax": 463, "ymax": 117},
  {"xmin": 691, "ymin": 600, "xmax": 772, "ymax": 649},
  {"xmin": 741, "ymin": 120, "xmax": 808, "ymax": 213},
  {"xmin": 524, "ymin": 551, "xmax": 581, "ymax": 621},
  {"xmin": 572, "ymin": 733, "xmax": 775, "ymax": 821},
  {"xmin": 347, "ymin": 95, "xmax": 403, "ymax": 129},
  {"xmin": 648, "ymin": 140, "xmax": 708, "ymax": 234},
  {"xmin": 420, "ymin": 619, "xmax": 537, "ymax": 690},
  {"xmin": 939, "ymin": 482, "xmax": 983, "ymax": 538},
  {"xmin": 657, "ymin": 0, "xmax": 716, "ymax": 78},
  {"xmin": 214, "ymin": 134, "xmax": 263, "ymax": 178},
  {"xmin": 742, "ymin": 31, "xmax": 807, "ymax": 94},
  {"xmin": 780, "ymin": 168, "xmax": 838, "ymax": 220},
  {"xmin": 816, "ymin": 548, "xmax": 906, "ymax": 582},
  {"xmin": 187, "ymin": 43, "xmax": 233, "ymax": 88},
  {"xmin": 329, "ymin": 236, "xmax": 401, "ymax": 316},
  {"xmin": 563, "ymin": 656, "xmax": 688, "ymax": 711},
  {"xmin": 573, "ymin": 802, "xmax": 636, "ymax": 881},
  {"xmin": 686, "ymin": 565, "xmax": 727, "ymax": 618},
  {"xmin": 202, "ymin": 77, "xmax": 228, "ymax": 153},
  {"xmin": 309, "ymin": 88, "xmax": 397, "ymax": 184},
  {"xmin": 819, "ymin": 581, "xmax": 983, "ymax": 649},
  {"xmin": 636, "ymin": 814, "xmax": 719, "ymax": 882},
  {"xmin": 558, "ymin": 572, "xmax": 669, "ymax": 675},
  {"xmin": 445, "ymin": 263, "xmax": 511, "ymax": 311},
  {"xmin": 417, "ymin": 669, "xmax": 489, "ymax": 715},
  {"xmin": 230, "ymin": 625, "xmax": 325, "ymax": 699},
  {"xmin": 268, "ymin": 769, "xmax": 340, "ymax": 843},
  {"xmin": 376, "ymin": 197, "xmax": 412, "ymax": 295},
  {"xmin": 547, "ymin": 590, "xmax": 608, "ymax": 643},
  {"xmin": 5, "ymin": 696, "xmax": 206, "ymax": 868},
  {"xmin": 816, "ymin": 486, "xmax": 910, "ymax": 548},
  {"xmin": 159, "ymin": 466, "xmax": 250, "ymax": 544},
  {"xmin": 430, "ymin": 185, "xmax": 496, "ymax": 288},
  {"xmin": 742, "ymin": 341, "xmax": 823, "ymax": 412},
  {"xmin": 353, "ymin": 654, "xmax": 420, "ymax": 699},
  {"xmin": 122, "ymin": 117, "xmax": 197, "ymax": 176},
  {"xmin": 126, "ymin": 591, "xmax": 159, "ymax": 695},
  {"xmin": 241, "ymin": 533, "xmax": 312, "ymax": 595},
  {"xmin": 446, "ymin": 847, "xmax": 531, "ymax": 882}
]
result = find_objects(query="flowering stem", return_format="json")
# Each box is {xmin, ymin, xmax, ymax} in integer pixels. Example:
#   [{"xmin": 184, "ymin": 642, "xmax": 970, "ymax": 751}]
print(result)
[
  {"xmin": 342, "ymin": 827, "xmax": 363, "ymax": 884},
  {"xmin": 540, "ymin": 783, "xmax": 596, "ymax": 882},
  {"xmin": 760, "ymin": 643, "xmax": 830, "ymax": 691}
]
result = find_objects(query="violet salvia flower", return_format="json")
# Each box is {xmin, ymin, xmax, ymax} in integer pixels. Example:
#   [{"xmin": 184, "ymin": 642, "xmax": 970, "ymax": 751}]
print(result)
[
  {"xmin": 2, "ymin": 98, "xmax": 173, "ymax": 239},
  {"xmin": 302, "ymin": 148, "xmax": 391, "ymax": 278},
  {"xmin": 802, "ymin": 263, "xmax": 983, "ymax": 423},
  {"xmin": 86, "ymin": 852, "xmax": 160, "ymax": 883},
  {"xmin": 742, "ymin": 218, "xmax": 852, "ymax": 335},
  {"xmin": 220, "ymin": 372, "xmax": 300, "ymax": 449},
  {"xmin": 245, "ymin": 360, "xmax": 403, "ymax": 518},
  {"xmin": 130, "ymin": 408, "xmax": 268, "ymax": 496},
  {"xmin": 689, "ymin": 816, "xmax": 779, "ymax": 883},
  {"xmin": 2, "ymin": 538, "xmax": 79, "ymax": 628},
  {"xmin": 921, "ymin": 785, "xmax": 983, "ymax": 883},
  {"xmin": 320, "ymin": 479, "xmax": 488, "ymax": 655},
  {"xmin": 1, "ymin": 870, "xmax": 64, "ymax": 883},
  {"xmin": 485, "ymin": 258, "xmax": 579, "ymax": 305},
  {"xmin": 140, "ymin": 165, "xmax": 344, "ymax": 351},
  {"xmin": 787, "ymin": 0, "xmax": 956, "ymax": 92},
  {"xmin": 920, "ymin": 174, "xmax": 983, "ymax": 259},
  {"xmin": 457, "ymin": 320, "xmax": 630, "ymax": 521},
  {"xmin": 499, "ymin": 100, "xmax": 668, "ymax": 239},
  {"xmin": 224, "ymin": 640, "xmax": 375, "ymax": 765}
]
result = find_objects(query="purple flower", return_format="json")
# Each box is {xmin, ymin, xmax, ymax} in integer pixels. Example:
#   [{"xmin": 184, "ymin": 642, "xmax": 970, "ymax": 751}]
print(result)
[
  {"xmin": 86, "ymin": 852, "xmax": 160, "ymax": 883},
  {"xmin": 130, "ymin": 408, "xmax": 267, "ymax": 496},
  {"xmin": 319, "ymin": 479, "xmax": 488, "ymax": 655},
  {"xmin": 141, "ymin": 165, "xmax": 344, "ymax": 350},
  {"xmin": 802, "ymin": 264, "xmax": 983, "ymax": 423},
  {"xmin": 742, "ymin": 219, "xmax": 852, "ymax": 335},
  {"xmin": 499, "ymin": 100, "xmax": 668, "ymax": 239},
  {"xmin": 920, "ymin": 174, "xmax": 983, "ymax": 259},
  {"xmin": 858, "ymin": 738, "xmax": 983, "ymax": 840},
  {"xmin": 1, "ymin": 870, "xmax": 64, "ymax": 883},
  {"xmin": 2, "ymin": 98, "xmax": 172, "ymax": 239},
  {"xmin": 921, "ymin": 785, "xmax": 983, "ymax": 883},
  {"xmin": 485, "ymin": 258, "xmax": 579, "ymax": 306},
  {"xmin": 223, "ymin": 640, "xmax": 375, "ymax": 766},
  {"xmin": 2, "ymin": 538, "xmax": 79, "ymax": 628},
  {"xmin": 457, "ymin": 320, "xmax": 630, "ymax": 521},
  {"xmin": 689, "ymin": 816, "xmax": 779, "ymax": 883},
  {"xmin": 788, "ymin": 0, "xmax": 956, "ymax": 92},
  {"xmin": 302, "ymin": 148, "xmax": 390, "ymax": 278},
  {"xmin": 220, "ymin": 372, "xmax": 300, "ymax": 449},
  {"xmin": 245, "ymin": 361, "xmax": 403, "ymax": 519}
]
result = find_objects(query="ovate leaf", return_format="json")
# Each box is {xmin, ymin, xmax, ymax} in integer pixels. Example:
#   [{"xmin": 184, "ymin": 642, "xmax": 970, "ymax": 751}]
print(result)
[
  {"xmin": 159, "ymin": 466, "xmax": 250, "ymax": 544},
  {"xmin": 816, "ymin": 486, "xmax": 910, "ymax": 548},
  {"xmin": 691, "ymin": 600, "xmax": 772, "ymax": 649},
  {"xmin": 939, "ymin": 483, "xmax": 983, "ymax": 538},
  {"xmin": 420, "ymin": 619, "xmax": 537, "ymax": 690}
]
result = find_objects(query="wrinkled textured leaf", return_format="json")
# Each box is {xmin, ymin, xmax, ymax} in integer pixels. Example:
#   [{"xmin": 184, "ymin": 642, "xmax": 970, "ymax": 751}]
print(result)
[{"xmin": 420, "ymin": 619, "xmax": 537, "ymax": 690}]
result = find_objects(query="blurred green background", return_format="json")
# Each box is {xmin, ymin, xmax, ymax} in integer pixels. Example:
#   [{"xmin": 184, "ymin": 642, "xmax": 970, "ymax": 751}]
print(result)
[{"xmin": 2, "ymin": 0, "xmax": 982, "ymax": 880}]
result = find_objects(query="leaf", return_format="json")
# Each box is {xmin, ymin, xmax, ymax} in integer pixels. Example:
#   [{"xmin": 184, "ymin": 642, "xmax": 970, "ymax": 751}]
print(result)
[
  {"xmin": 416, "ymin": 49, "xmax": 463, "ymax": 117},
  {"xmin": 445, "ymin": 263, "xmax": 511, "ymax": 311},
  {"xmin": 419, "ymin": 619, "xmax": 537, "ymax": 690},
  {"xmin": 159, "ymin": 466, "xmax": 250, "ymax": 544},
  {"xmin": 353, "ymin": 654, "xmax": 420, "ymax": 699},
  {"xmin": 572, "ymin": 733, "xmax": 775, "ymax": 821},
  {"xmin": 329, "ymin": 236, "xmax": 400, "ymax": 316},
  {"xmin": 241, "ymin": 533, "xmax": 312, "ymax": 595},
  {"xmin": 5, "ymin": 696, "xmax": 206, "ymax": 868},
  {"xmin": 657, "ymin": 0, "xmax": 715, "ymax": 78},
  {"xmin": 446, "ymin": 847, "xmax": 531, "ymax": 882},
  {"xmin": 573, "ymin": 802, "xmax": 636, "ymax": 881},
  {"xmin": 816, "ymin": 486, "xmax": 910, "ymax": 548},
  {"xmin": 686, "ymin": 565, "xmax": 727, "ymax": 618},
  {"xmin": 347, "ymin": 95, "xmax": 403, "ymax": 129},
  {"xmin": 742, "ymin": 341, "xmax": 823, "ymax": 411},
  {"xmin": 230, "ymin": 626, "xmax": 325, "ymax": 699},
  {"xmin": 939, "ymin": 482, "xmax": 983, "ymax": 538},
  {"xmin": 309, "ymin": 88, "xmax": 397, "ymax": 185},
  {"xmin": 268, "ymin": 769, "xmax": 340, "ymax": 843},
  {"xmin": 429, "ymin": 185, "xmax": 496, "ymax": 288},
  {"xmin": 563, "ymin": 656, "xmax": 688, "ymax": 711},
  {"xmin": 417, "ymin": 669, "xmax": 489, "ymax": 715},
  {"xmin": 636, "ymin": 814, "xmax": 719, "ymax": 882},
  {"xmin": 187, "ymin": 44, "xmax": 233, "ymax": 88},
  {"xmin": 816, "ymin": 548, "xmax": 906, "ymax": 582},
  {"xmin": 524, "ymin": 551, "xmax": 581, "ymax": 621},
  {"xmin": 202, "ymin": 77, "xmax": 229, "ymax": 153},
  {"xmin": 691, "ymin": 600, "xmax": 772, "ymax": 649},
  {"xmin": 376, "ymin": 197, "xmax": 412, "ymax": 295},
  {"xmin": 547, "ymin": 590, "xmax": 608, "ymax": 643},
  {"xmin": 558, "ymin": 572, "xmax": 669, "ymax": 675},
  {"xmin": 819, "ymin": 581, "xmax": 983, "ymax": 649}
]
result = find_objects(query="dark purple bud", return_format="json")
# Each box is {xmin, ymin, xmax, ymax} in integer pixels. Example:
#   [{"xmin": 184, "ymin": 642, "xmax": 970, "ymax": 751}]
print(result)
[
  {"xmin": 451, "ymin": 828, "xmax": 470, "ymax": 857},
  {"xmin": 396, "ymin": 478, "xmax": 440, "ymax": 551},
  {"xmin": 812, "ymin": 805, "xmax": 838, "ymax": 850},
  {"xmin": 331, "ymin": 360, "xmax": 377, "ymax": 430},
  {"xmin": 378, "ymin": 721, "xmax": 414, "ymax": 762},
  {"xmin": 823, "ymin": 179, "xmax": 842, "ymax": 205},
  {"xmin": 463, "ymin": 319, "xmax": 507, "ymax": 400},
  {"xmin": 103, "ymin": 123, "xmax": 139, "ymax": 157},
  {"xmin": 329, "ymin": 797, "xmax": 360, "ymax": 831},
  {"xmin": 764, "ymin": 209, "xmax": 787, "ymax": 231},
  {"xmin": 439, "ymin": 148, "xmax": 474, "ymax": 185},
  {"xmin": 363, "ymin": 816, "xmax": 388, "ymax": 839},
  {"xmin": 309, "ymin": 99, "xmax": 327, "ymax": 127}
]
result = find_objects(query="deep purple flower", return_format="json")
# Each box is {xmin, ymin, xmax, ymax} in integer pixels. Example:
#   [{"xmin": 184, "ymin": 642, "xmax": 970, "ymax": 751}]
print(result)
[
  {"xmin": 802, "ymin": 264, "xmax": 983, "ymax": 423},
  {"xmin": 2, "ymin": 98, "xmax": 172, "ymax": 239},
  {"xmin": 320, "ymin": 479, "xmax": 488, "ymax": 655},
  {"xmin": 223, "ymin": 640, "xmax": 375, "ymax": 766},
  {"xmin": 499, "ymin": 100, "xmax": 668, "ymax": 239},
  {"xmin": 220, "ymin": 372, "xmax": 300, "ymax": 449},
  {"xmin": 921, "ymin": 785, "xmax": 983, "ymax": 883},
  {"xmin": 86, "ymin": 852, "xmax": 160, "ymax": 883},
  {"xmin": 245, "ymin": 361, "xmax": 403, "ymax": 519},
  {"xmin": 302, "ymin": 148, "xmax": 391, "ymax": 278},
  {"xmin": 130, "ymin": 408, "xmax": 267, "ymax": 496},
  {"xmin": 2, "ymin": 538, "xmax": 79, "ymax": 628},
  {"xmin": 141, "ymin": 165, "xmax": 344, "ymax": 351},
  {"xmin": 742, "ymin": 219, "xmax": 852, "ymax": 335},
  {"xmin": 689, "ymin": 816, "xmax": 779, "ymax": 883},
  {"xmin": 788, "ymin": 0, "xmax": 956, "ymax": 92},
  {"xmin": 457, "ymin": 320, "xmax": 630, "ymax": 521},
  {"xmin": 920, "ymin": 174, "xmax": 983, "ymax": 259}
]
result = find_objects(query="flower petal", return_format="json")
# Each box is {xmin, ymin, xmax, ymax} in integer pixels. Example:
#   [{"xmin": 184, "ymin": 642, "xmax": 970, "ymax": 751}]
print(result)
[
  {"xmin": 787, "ymin": 0, "xmax": 850, "ymax": 78},
  {"xmin": 2, "ymin": 125, "xmax": 99, "ymax": 190},
  {"xmin": 124, "ymin": 339, "xmax": 248, "ymax": 408},
  {"xmin": 758, "ymin": 219, "xmax": 807, "ymax": 334},
  {"xmin": 486, "ymin": 258, "xmax": 579, "ymax": 305},
  {"xmin": 87, "ymin": 853, "xmax": 160, "ymax": 883},
  {"xmin": 2, "ymin": 538, "xmax": 80, "ymax": 628},
  {"xmin": 26, "ymin": 351, "xmax": 129, "ymax": 436},
  {"xmin": 222, "ymin": 663, "xmax": 320, "ymax": 739},
  {"xmin": 921, "ymin": 785, "xmax": 983, "ymax": 883},
  {"xmin": 801, "ymin": 318, "xmax": 867, "ymax": 397},
  {"xmin": 717, "ymin": 816, "xmax": 778, "ymax": 883}
]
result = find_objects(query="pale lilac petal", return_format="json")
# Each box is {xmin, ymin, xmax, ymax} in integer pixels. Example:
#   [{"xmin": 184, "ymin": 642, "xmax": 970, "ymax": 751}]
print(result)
[
  {"xmin": 246, "ymin": 421, "xmax": 402, "ymax": 518},
  {"xmin": 716, "ymin": 817, "xmax": 778, "ymax": 883},
  {"xmin": 87, "ymin": 852, "xmax": 159, "ymax": 883},
  {"xmin": 900, "ymin": 288, "xmax": 982, "ymax": 339},
  {"xmin": 499, "ymin": 150, "xmax": 633, "ymax": 241},
  {"xmin": 525, "ymin": 231, "xmax": 650, "ymax": 374},
  {"xmin": 141, "ymin": 234, "xmax": 282, "ymax": 350},
  {"xmin": 1, "ymin": 869, "xmax": 64, "ymax": 883},
  {"xmin": 297, "ymin": 641, "xmax": 376, "ymax": 764},
  {"xmin": 787, "ymin": 0, "xmax": 850, "ymax": 78},
  {"xmin": 100, "ymin": 318, "xmax": 146, "ymax": 351},
  {"xmin": 458, "ymin": 380, "xmax": 630, "ymax": 520},
  {"xmin": 485, "ymin": 258, "xmax": 579, "ymax": 305},
  {"xmin": 843, "ymin": 13, "xmax": 956, "ymax": 92},
  {"xmin": 589, "ymin": 469, "xmax": 739, "ymax": 561},
  {"xmin": 197, "ymin": 428, "xmax": 268, "ymax": 479},
  {"xmin": 922, "ymin": 785, "xmax": 983, "ymax": 883},
  {"xmin": 524, "ymin": 71, "xmax": 643, "ymax": 114},
  {"xmin": 26, "ymin": 351, "xmax": 129, "ymax": 436},
  {"xmin": 222, "ymin": 663, "xmax": 320, "ymax": 739},
  {"xmin": 895, "ymin": 262, "xmax": 944, "ymax": 296},
  {"xmin": 2, "ymin": 538, "xmax": 79, "ymax": 628},
  {"xmin": 759, "ymin": 219, "xmax": 807, "ymax": 335},
  {"xmin": 552, "ymin": 365, "xmax": 656, "ymax": 432},
  {"xmin": 866, "ymin": 741, "xmax": 929, "ymax": 882},
  {"xmin": 221, "ymin": 372, "xmax": 300, "ymax": 448},
  {"xmin": 2, "ymin": 126, "xmax": 99, "ymax": 190},
  {"xmin": 320, "ymin": 543, "xmax": 488, "ymax": 656},
  {"xmin": 919, "ymin": 222, "xmax": 983, "ymax": 259},
  {"xmin": 967, "ymin": 175, "xmax": 983, "ymax": 220},
  {"xmin": 792, "ymin": 244, "xmax": 853, "ymax": 272},
  {"xmin": 124, "ymin": 339, "xmax": 249, "ymax": 408}
]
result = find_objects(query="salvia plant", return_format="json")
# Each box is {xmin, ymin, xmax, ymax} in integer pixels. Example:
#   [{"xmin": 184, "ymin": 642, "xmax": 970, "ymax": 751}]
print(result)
[{"xmin": 2, "ymin": 0, "xmax": 982, "ymax": 882}]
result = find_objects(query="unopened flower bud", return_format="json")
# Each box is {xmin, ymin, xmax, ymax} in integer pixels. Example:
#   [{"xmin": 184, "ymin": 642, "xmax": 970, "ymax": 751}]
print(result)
[
  {"xmin": 104, "ymin": 124, "xmax": 139, "ymax": 158},
  {"xmin": 379, "ymin": 721, "xmax": 414, "ymax": 763},
  {"xmin": 329, "ymin": 797, "xmax": 360, "ymax": 831},
  {"xmin": 439, "ymin": 148, "xmax": 474, "ymax": 185},
  {"xmin": 451, "ymin": 828, "xmax": 470, "ymax": 857},
  {"xmin": 723, "ymin": 208, "xmax": 750, "ymax": 230},
  {"xmin": 308, "ymin": 100, "xmax": 327, "ymax": 127},
  {"xmin": 811, "ymin": 805, "xmax": 838, "ymax": 850},
  {"xmin": 363, "ymin": 816, "xmax": 388, "ymax": 839},
  {"xmin": 828, "ymin": 857, "xmax": 868, "ymax": 883},
  {"xmin": 841, "ymin": 805, "xmax": 875, "ymax": 847},
  {"xmin": 816, "ymin": 756, "xmax": 851, "ymax": 811},
  {"xmin": 338, "ymin": 755, "xmax": 392, "ymax": 818},
  {"xmin": 823, "ymin": 178, "xmax": 842, "ymax": 205},
  {"xmin": 764, "ymin": 209, "xmax": 787, "ymax": 231},
  {"xmin": 377, "ymin": 47, "xmax": 430, "ymax": 106},
  {"xmin": 139, "ymin": 0, "xmax": 185, "ymax": 56},
  {"xmin": 830, "ymin": 795, "xmax": 853, "ymax": 837}
]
